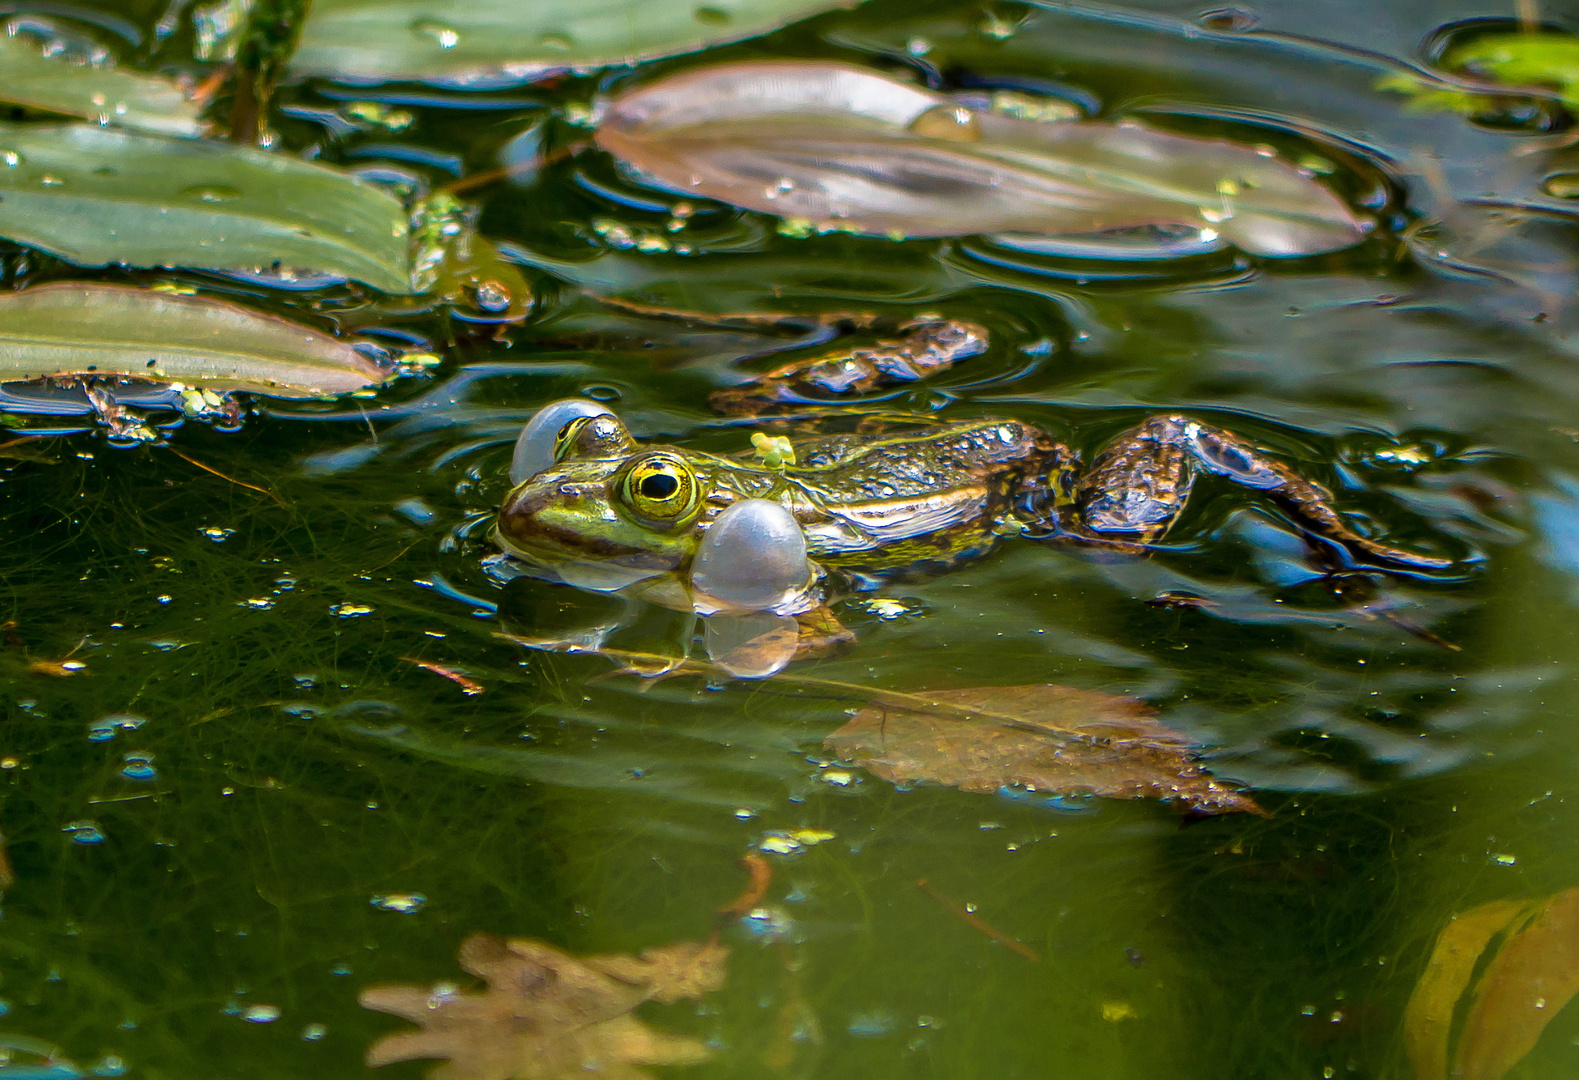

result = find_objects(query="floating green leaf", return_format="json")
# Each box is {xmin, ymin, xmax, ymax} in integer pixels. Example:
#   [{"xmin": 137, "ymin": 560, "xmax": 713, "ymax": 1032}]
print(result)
[
  {"xmin": 0, "ymin": 29, "xmax": 207, "ymax": 137},
  {"xmin": 0, "ymin": 283, "xmax": 388, "ymax": 397},
  {"xmin": 595, "ymin": 61, "xmax": 1369, "ymax": 258},
  {"xmin": 1447, "ymin": 32, "xmax": 1579, "ymax": 106},
  {"xmin": 289, "ymin": 0, "xmax": 867, "ymax": 85},
  {"xmin": 0, "ymin": 122, "xmax": 413, "ymax": 293}
]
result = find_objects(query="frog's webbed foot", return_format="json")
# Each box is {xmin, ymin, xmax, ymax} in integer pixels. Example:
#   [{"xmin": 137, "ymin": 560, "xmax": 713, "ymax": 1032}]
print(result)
[
  {"xmin": 709, "ymin": 317, "xmax": 988, "ymax": 416},
  {"xmin": 1061, "ymin": 415, "xmax": 1451, "ymax": 570}
]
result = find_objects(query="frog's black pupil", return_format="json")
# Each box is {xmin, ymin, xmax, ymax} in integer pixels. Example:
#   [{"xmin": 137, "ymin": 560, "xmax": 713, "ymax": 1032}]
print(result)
[{"xmin": 640, "ymin": 473, "xmax": 679, "ymax": 499}]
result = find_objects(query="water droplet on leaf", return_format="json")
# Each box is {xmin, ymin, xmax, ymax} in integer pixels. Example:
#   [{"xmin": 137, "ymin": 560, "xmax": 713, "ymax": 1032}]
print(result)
[{"xmin": 180, "ymin": 185, "xmax": 242, "ymax": 203}]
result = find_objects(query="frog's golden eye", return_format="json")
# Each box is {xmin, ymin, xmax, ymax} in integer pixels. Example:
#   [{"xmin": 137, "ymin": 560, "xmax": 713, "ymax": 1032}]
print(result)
[{"xmin": 618, "ymin": 452, "xmax": 701, "ymax": 529}]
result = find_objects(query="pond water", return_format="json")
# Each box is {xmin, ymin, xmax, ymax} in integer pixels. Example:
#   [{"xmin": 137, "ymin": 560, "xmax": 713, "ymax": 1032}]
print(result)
[{"xmin": 4, "ymin": 0, "xmax": 1579, "ymax": 1077}]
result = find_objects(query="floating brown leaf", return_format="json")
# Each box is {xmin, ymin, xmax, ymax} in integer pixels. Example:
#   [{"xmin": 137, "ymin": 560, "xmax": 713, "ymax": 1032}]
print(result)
[
  {"xmin": 361, "ymin": 932, "xmax": 726, "ymax": 1080},
  {"xmin": 1456, "ymin": 888, "xmax": 1579, "ymax": 1080},
  {"xmin": 823, "ymin": 683, "xmax": 1264, "ymax": 816},
  {"xmin": 1403, "ymin": 898, "xmax": 1531, "ymax": 1080}
]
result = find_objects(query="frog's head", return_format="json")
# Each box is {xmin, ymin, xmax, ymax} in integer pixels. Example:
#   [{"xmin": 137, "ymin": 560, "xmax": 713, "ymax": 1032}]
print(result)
[{"xmin": 495, "ymin": 400, "xmax": 814, "ymax": 609}]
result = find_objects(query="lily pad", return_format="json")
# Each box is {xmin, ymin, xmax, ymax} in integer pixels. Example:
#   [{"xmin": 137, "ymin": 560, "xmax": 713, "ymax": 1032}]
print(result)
[
  {"xmin": 595, "ymin": 61, "xmax": 1368, "ymax": 257},
  {"xmin": 290, "ymin": 0, "xmax": 867, "ymax": 86},
  {"xmin": 0, "ymin": 23, "xmax": 208, "ymax": 137},
  {"xmin": 0, "ymin": 121, "xmax": 413, "ymax": 293},
  {"xmin": 0, "ymin": 283, "xmax": 387, "ymax": 397}
]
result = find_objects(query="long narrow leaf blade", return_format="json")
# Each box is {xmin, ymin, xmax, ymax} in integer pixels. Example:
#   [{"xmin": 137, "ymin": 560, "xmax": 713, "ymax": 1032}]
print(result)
[
  {"xmin": 0, "ymin": 32, "xmax": 207, "ymax": 138},
  {"xmin": 0, "ymin": 283, "xmax": 387, "ymax": 397},
  {"xmin": 290, "ymin": 0, "xmax": 867, "ymax": 86},
  {"xmin": 0, "ymin": 122, "xmax": 413, "ymax": 292}
]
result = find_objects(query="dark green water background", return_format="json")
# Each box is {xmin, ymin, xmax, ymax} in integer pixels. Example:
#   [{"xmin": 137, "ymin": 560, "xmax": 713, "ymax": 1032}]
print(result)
[{"xmin": 7, "ymin": 0, "xmax": 1579, "ymax": 1077}]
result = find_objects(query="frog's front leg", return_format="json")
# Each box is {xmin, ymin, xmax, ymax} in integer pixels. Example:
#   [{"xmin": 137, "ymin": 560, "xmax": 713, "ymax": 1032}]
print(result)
[{"xmin": 1063, "ymin": 415, "xmax": 1451, "ymax": 569}]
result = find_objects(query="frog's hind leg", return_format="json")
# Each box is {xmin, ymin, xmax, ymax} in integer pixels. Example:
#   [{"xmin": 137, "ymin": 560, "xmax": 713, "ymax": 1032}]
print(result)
[{"xmin": 1070, "ymin": 416, "xmax": 1451, "ymax": 569}]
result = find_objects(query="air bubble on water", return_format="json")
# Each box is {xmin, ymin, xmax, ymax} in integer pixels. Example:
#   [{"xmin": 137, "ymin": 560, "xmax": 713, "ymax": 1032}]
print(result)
[
  {"xmin": 331, "ymin": 963, "xmax": 352, "ymax": 976},
  {"xmin": 394, "ymin": 498, "xmax": 436, "ymax": 526},
  {"xmin": 537, "ymin": 31, "xmax": 573, "ymax": 50},
  {"xmin": 740, "ymin": 906, "xmax": 795, "ymax": 940},
  {"xmin": 370, "ymin": 893, "xmax": 426, "ymax": 914},
  {"xmin": 473, "ymin": 280, "xmax": 511, "ymax": 311},
  {"xmin": 301, "ymin": 1023, "xmax": 327, "ymax": 1041},
  {"xmin": 1, "ymin": 151, "xmax": 21, "ymax": 167},
  {"xmin": 239, "ymin": 598, "xmax": 274, "ymax": 610},
  {"xmin": 905, "ymin": 36, "xmax": 932, "ymax": 56},
  {"xmin": 91, "ymin": 1053, "xmax": 127, "ymax": 1077},
  {"xmin": 410, "ymin": 17, "xmax": 460, "ymax": 48},
  {"xmin": 62, "ymin": 820, "xmax": 105, "ymax": 844},
  {"xmin": 121, "ymin": 752, "xmax": 156, "ymax": 782},
  {"xmin": 88, "ymin": 714, "xmax": 145, "ymax": 742},
  {"xmin": 199, "ymin": 526, "xmax": 235, "ymax": 541},
  {"xmin": 847, "ymin": 1010, "xmax": 896, "ymax": 1037},
  {"xmin": 241, "ymin": 1004, "xmax": 280, "ymax": 1023},
  {"xmin": 329, "ymin": 602, "xmax": 374, "ymax": 618},
  {"xmin": 428, "ymin": 982, "xmax": 460, "ymax": 1008}
]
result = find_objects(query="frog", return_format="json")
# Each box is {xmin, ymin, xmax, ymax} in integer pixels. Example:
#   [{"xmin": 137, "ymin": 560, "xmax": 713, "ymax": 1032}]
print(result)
[{"xmin": 493, "ymin": 397, "xmax": 1450, "ymax": 675}]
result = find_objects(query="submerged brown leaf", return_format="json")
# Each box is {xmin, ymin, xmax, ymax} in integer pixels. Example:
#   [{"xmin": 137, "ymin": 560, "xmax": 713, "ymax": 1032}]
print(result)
[
  {"xmin": 598, "ymin": 61, "xmax": 1366, "ymax": 258},
  {"xmin": 1403, "ymin": 887, "xmax": 1579, "ymax": 1080},
  {"xmin": 1457, "ymin": 888, "xmax": 1579, "ymax": 1080},
  {"xmin": 824, "ymin": 683, "xmax": 1264, "ymax": 816},
  {"xmin": 361, "ymin": 932, "xmax": 726, "ymax": 1080},
  {"xmin": 1403, "ymin": 898, "xmax": 1531, "ymax": 1080}
]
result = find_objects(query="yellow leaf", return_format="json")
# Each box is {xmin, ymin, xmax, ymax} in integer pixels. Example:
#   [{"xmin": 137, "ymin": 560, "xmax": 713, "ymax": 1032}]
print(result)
[
  {"xmin": 1457, "ymin": 887, "xmax": 1579, "ymax": 1080},
  {"xmin": 1101, "ymin": 1002, "xmax": 1138, "ymax": 1022},
  {"xmin": 1404, "ymin": 898, "xmax": 1531, "ymax": 1080}
]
